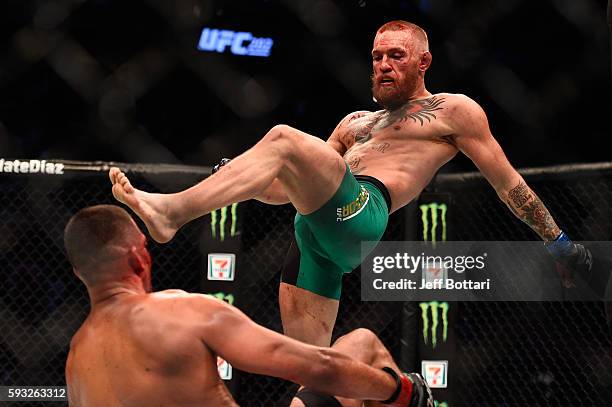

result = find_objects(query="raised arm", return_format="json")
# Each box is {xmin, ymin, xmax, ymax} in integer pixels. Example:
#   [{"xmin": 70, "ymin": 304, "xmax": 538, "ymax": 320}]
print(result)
[
  {"xmin": 195, "ymin": 295, "xmax": 398, "ymax": 402},
  {"xmin": 450, "ymin": 95, "xmax": 561, "ymax": 240}
]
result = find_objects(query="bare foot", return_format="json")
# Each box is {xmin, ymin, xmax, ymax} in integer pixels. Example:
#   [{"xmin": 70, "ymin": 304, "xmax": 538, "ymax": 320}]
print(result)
[{"xmin": 109, "ymin": 167, "xmax": 178, "ymax": 243}]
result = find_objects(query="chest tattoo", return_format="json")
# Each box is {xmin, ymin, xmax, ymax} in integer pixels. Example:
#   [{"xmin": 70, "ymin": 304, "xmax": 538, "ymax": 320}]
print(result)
[
  {"xmin": 351, "ymin": 96, "xmax": 446, "ymax": 145},
  {"xmin": 347, "ymin": 156, "xmax": 366, "ymax": 174},
  {"xmin": 397, "ymin": 96, "xmax": 446, "ymax": 126},
  {"xmin": 354, "ymin": 114, "xmax": 382, "ymax": 144},
  {"xmin": 372, "ymin": 142, "xmax": 390, "ymax": 153}
]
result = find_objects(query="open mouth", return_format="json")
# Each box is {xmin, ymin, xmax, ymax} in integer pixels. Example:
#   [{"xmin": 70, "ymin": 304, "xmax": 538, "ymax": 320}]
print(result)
[{"xmin": 380, "ymin": 78, "xmax": 394, "ymax": 86}]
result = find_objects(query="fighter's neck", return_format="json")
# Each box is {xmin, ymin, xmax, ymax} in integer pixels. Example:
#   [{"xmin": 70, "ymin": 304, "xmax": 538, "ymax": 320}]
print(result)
[
  {"xmin": 87, "ymin": 276, "xmax": 147, "ymax": 307},
  {"xmin": 384, "ymin": 89, "xmax": 433, "ymax": 115},
  {"xmin": 409, "ymin": 90, "xmax": 434, "ymax": 101}
]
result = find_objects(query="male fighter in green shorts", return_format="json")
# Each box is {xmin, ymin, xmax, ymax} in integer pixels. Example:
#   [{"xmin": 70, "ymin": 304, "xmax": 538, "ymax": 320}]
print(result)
[{"xmin": 109, "ymin": 21, "xmax": 591, "ymax": 348}]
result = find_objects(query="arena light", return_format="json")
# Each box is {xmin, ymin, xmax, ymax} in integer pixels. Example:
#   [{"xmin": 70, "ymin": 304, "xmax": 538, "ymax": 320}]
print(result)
[{"xmin": 197, "ymin": 27, "xmax": 274, "ymax": 57}]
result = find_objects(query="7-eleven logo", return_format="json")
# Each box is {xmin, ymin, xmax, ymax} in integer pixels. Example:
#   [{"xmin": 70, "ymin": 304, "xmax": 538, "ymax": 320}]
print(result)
[
  {"xmin": 421, "ymin": 360, "xmax": 448, "ymax": 388},
  {"xmin": 207, "ymin": 253, "xmax": 236, "ymax": 281}
]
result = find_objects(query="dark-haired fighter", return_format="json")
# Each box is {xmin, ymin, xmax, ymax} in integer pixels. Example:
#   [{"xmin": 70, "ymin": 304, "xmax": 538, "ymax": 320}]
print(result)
[
  {"xmin": 64, "ymin": 204, "xmax": 432, "ymax": 407},
  {"xmin": 109, "ymin": 20, "xmax": 591, "ymax": 347}
]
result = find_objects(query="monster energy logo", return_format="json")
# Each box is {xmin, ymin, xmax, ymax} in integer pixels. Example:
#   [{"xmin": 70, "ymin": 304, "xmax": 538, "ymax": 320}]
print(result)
[
  {"xmin": 434, "ymin": 401, "xmax": 449, "ymax": 407},
  {"xmin": 211, "ymin": 203, "xmax": 238, "ymax": 241},
  {"xmin": 419, "ymin": 301, "xmax": 449, "ymax": 349},
  {"xmin": 419, "ymin": 202, "xmax": 447, "ymax": 244}
]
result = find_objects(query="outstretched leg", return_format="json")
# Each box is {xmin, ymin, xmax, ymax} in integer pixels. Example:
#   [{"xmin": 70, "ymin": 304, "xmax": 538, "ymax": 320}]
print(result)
[{"xmin": 110, "ymin": 125, "xmax": 346, "ymax": 242}]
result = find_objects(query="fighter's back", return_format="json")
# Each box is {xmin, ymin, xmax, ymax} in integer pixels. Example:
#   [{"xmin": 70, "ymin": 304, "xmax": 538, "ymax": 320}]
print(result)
[{"xmin": 66, "ymin": 290, "xmax": 237, "ymax": 407}]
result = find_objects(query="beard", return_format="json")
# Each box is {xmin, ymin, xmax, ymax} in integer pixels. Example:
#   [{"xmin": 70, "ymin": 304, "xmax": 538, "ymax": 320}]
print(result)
[{"xmin": 371, "ymin": 73, "xmax": 417, "ymax": 110}]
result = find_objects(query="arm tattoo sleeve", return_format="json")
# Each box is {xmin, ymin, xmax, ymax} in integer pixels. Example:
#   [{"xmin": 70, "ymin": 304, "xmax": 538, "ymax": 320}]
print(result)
[{"xmin": 505, "ymin": 181, "xmax": 561, "ymax": 240}]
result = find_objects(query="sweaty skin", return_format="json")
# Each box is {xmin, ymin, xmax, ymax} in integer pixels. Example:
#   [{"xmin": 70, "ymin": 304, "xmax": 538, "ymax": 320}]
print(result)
[
  {"xmin": 108, "ymin": 23, "xmax": 562, "ymax": 349},
  {"xmin": 327, "ymin": 92, "xmax": 560, "ymax": 240},
  {"xmin": 66, "ymin": 288, "xmax": 405, "ymax": 407},
  {"xmin": 332, "ymin": 95, "xmax": 458, "ymax": 213},
  {"xmin": 108, "ymin": 27, "xmax": 560, "ymax": 246},
  {"xmin": 66, "ymin": 291, "xmax": 237, "ymax": 407},
  {"xmin": 64, "ymin": 206, "xmax": 407, "ymax": 407}
]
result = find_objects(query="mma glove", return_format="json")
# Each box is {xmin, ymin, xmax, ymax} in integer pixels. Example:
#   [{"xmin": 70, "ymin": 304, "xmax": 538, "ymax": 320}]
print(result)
[
  {"xmin": 381, "ymin": 368, "xmax": 434, "ymax": 407},
  {"xmin": 544, "ymin": 231, "xmax": 593, "ymax": 288},
  {"xmin": 212, "ymin": 158, "xmax": 232, "ymax": 174}
]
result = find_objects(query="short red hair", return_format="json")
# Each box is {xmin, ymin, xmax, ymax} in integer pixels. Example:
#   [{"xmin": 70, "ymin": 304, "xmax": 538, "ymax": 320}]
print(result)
[{"xmin": 376, "ymin": 20, "xmax": 429, "ymax": 50}]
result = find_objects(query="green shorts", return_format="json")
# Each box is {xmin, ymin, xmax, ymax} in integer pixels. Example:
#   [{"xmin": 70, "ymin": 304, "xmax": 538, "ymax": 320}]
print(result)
[{"xmin": 281, "ymin": 166, "xmax": 390, "ymax": 299}]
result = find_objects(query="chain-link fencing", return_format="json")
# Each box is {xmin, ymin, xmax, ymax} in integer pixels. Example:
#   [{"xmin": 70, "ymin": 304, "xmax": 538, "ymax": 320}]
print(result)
[{"xmin": 0, "ymin": 160, "xmax": 610, "ymax": 405}]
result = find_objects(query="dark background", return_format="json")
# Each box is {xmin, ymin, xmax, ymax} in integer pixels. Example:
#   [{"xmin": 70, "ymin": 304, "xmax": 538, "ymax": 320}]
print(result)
[
  {"xmin": 1, "ymin": 2, "xmax": 612, "ymax": 404},
  {"xmin": 1, "ymin": 0, "xmax": 610, "ymax": 172}
]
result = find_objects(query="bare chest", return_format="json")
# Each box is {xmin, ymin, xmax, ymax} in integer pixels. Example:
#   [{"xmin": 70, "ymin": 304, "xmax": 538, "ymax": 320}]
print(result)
[{"xmin": 341, "ymin": 101, "xmax": 454, "ymax": 156}]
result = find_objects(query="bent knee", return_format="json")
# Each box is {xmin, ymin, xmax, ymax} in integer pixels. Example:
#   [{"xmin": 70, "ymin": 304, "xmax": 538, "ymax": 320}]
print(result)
[
  {"xmin": 259, "ymin": 124, "xmax": 302, "ymax": 159},
  {"xmin": 335, "ymin": 328, "xmax": 377, "ymax": 347},
  {"xmin": 350, "ymin": 327, "xmax": 377, "ymax": 340},
  {"xmin": 264, "ymin": 124, "xmax": 296, "ymax": 141}
]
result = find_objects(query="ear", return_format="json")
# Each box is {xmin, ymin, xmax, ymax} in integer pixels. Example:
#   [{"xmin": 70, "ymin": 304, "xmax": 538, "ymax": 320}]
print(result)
[
  {"xmin": 127, "ymin": 246, "xmax": 146, "ymax": 275},
  {"xmin": 419, "ymin": 51, "xmax": 432, "ymax": 72}
]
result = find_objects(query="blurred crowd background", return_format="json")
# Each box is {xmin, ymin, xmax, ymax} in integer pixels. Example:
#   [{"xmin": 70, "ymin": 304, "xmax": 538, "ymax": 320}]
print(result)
[{"xmin": 1, "ymin": 0, "xmax": 610, "ymax": 172}]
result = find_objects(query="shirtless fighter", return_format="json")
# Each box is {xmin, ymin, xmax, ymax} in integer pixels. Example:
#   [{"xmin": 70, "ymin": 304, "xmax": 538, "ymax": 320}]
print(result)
[
  {"xmin": 109, "ymin": 20, "xmax": 591, "ymax": 347},
  {"xmin": 64, "ymin": 205, "xmax": 433, "ymax": 406}
]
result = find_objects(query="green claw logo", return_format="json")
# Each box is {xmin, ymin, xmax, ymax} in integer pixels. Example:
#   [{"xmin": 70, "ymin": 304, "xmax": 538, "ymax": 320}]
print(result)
[
  {"xmin": 421, "ymin": 202, "xmax": 450, "ymax": 405},
  {"xmin": 419, "ymin": 301, "xmax": 449, "ymax": 349},
  {"xmin": 419, "ymin": 202, "xmax": 447, "ymax": 244},
  {"xmin": 419, "ymin": 202, "xmax": 449, "ymax": 349},
  {"xmin": 211, "ymin": 203, "xmax": 238, "ymax": 241}
]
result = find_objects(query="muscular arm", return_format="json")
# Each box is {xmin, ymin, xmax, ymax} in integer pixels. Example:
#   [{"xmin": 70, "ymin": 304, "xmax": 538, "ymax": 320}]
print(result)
[
  {"xmin": 452, "ymin": 95, "xmax": 561, "ymax": 240},
  {"xmin": 197, "ymin": 296, "xmax": 396, "ymax": 401}
]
